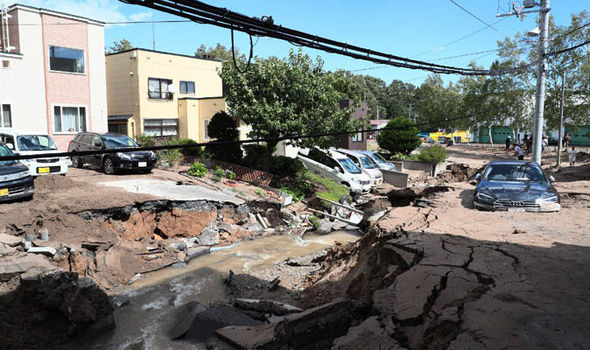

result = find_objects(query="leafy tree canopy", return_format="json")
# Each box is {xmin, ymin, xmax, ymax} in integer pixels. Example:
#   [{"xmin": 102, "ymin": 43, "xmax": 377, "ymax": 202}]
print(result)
[
  {"xmin": 107, "ymin": 39, "xmax": 133, "ymax": 54},
  {"xmin": 377, "ymin": 116, "xmax": 421, "ymax": 155},
  {"xmin": 195, "ymin": 43, "xmax": 234, "ymax": 61}
]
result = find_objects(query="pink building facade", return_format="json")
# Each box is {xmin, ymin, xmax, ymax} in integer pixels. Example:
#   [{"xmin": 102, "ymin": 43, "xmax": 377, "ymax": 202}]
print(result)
[{"xmin": 0, "ymin": 4, "xmax": 107, "ymax": 150}]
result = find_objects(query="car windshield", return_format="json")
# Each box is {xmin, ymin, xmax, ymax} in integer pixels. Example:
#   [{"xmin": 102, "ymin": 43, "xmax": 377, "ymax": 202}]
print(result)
[
  {"xmin": 102, "ymin": 135, "xmax": 138, "ymax": 149},
  {"xmin": 16, "ymin": 135, "xmax": 58, "ymax": 151},
  {"xmin": 0, "ymin": 145, "xmax": 17, "ymax": 166},
  {"xmin": 359, "ymin": 155, "xmax": 376, "ymax": 169},
  {"xmin": 368, "ymin": 152, "xmax": 388, "ymax": 164},
  {"xmin": 483, "ymin": 164, "xmax": 547, "ymax": 182},
  {"xmin": 337, "ymin": 158, "xmax": 362, "ymax": 174}
]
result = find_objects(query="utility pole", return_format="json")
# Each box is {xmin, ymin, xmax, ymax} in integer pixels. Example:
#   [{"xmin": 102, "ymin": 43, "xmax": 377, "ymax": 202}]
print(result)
[
  {"xmin": 531, "ymin": 0, "xmax": 550, "ymax": 165},
  {"xmin": 557, "ymin": 71, "xmax": 565, "ymax": 167},
  {"xmin": 497, "ymin": 0, "xmax": 551, "ymax": 165}
]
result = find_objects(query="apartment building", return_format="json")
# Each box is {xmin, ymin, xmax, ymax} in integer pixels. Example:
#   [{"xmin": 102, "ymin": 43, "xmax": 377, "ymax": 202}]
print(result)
[
  {"xmin": 106, "ymin": 48, "xmax": 227, "ymax": 142},
  {"xmin": 0, "ymin": 4, "xmax": 108, "ymax": 150}
]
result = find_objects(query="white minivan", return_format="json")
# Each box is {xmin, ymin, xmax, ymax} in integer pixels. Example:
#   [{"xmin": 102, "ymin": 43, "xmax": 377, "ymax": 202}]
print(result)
[
  {"xmin": 0, "ymin": 130, "xmax": 69, "ymax": 176},
  {"xmin": 337, "ymin": 148, "xmax": 383, "ymax": 186},
  {"xmin": 297, "ymin": 147, "xmax": 372, "ymax": 194}
]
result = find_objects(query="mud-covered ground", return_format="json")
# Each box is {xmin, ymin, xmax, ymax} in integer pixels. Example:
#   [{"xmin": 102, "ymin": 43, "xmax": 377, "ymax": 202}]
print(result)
[{"xmin": 2, "ymin": 145, "xmax": 590, "ymax": 349}]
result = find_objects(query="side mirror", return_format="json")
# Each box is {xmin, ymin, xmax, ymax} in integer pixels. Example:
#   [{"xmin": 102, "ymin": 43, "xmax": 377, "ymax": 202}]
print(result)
[
  {"xmin": 93, "ymin": 141, "xmax": 102, "ymax": 148},
  {"xmin": 548, "ymin": 175, "xmax": 555, "ymax": 182},
  {"xmin": 5, "ymin": 143, "xmax": 14, "ymax": 150},
  {"xmin": 475, "ymin": 173, "xmax": 481, "ymax": 180},
  {"xmin": 333, "ymin": 166, "xmax": 341, "ymax": 173}
]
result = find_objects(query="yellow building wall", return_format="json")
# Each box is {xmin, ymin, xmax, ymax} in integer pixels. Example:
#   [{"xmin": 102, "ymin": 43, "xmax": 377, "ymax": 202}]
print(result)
[
  {"xmin": 136, "ymin": 50, "xmax": 223, "ymax": 132},
  {"xmin": 105, "ymin": 51, "xmax": 139, "ymax": 118},
  {"xmin": 196, "ymin": 98, "xmax": 225, "ymax": 143}
]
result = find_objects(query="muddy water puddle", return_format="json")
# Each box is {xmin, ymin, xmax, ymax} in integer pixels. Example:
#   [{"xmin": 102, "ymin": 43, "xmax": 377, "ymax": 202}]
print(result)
[{"xmin": 59, "ymin": 231, "xmax": 360, "ymax": 350}]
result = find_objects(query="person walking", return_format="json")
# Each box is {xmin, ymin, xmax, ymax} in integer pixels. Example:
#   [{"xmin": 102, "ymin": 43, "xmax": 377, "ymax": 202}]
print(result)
[
  {"xmin": 505, "ymin": 136, "xmax": 511, "ymax": 151},
  {"xmin": 568, "ymin": 146, "xmax": 577, "ymax": 166},
  {"xmin": 563, "ymin": 132, "xmax": 571, "ymax": 150},
  {"xmin": 513, "ymin": 144, "xmax": 524, "ymax": 160}
]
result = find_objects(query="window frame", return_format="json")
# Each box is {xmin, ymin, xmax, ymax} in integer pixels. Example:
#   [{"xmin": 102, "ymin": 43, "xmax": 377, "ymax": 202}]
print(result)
[
  {"xmin": 179, "ymin": 80, "xmax": 195, "ymax": 94},
  {"xmin": 48, "ymin": 45, "xmax": 85, "ymax": 74},
  {"xmin": 351, "ymin": 132, "xmax": 363, "ymax": 142},
  {"xmin": 0, "ymin": 104, "xmax": 12, "ymax": 128},
  {"xmin": 148, "ymin": 77, "xmax": 173, "ymax": 99},
  {"xmin": 143, "ymin": 118, "xmax": 179, "ymax": 137},
  {"xmin": 52, "ymin": 104, "xmax": 87, "ymax": 134}
]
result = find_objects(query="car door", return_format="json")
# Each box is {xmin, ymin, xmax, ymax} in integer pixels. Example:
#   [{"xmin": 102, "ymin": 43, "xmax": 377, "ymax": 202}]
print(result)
[
  {"xmin": 324, "ymin": 156, "xmax": 345, "ymax": 183},
  {"xmin": 78, "ymin": 134, "xmax": 93, "ymax": 165},
  {"xmin": 89, "ymin": 134, "xmax": 104, "ymax": 168}
]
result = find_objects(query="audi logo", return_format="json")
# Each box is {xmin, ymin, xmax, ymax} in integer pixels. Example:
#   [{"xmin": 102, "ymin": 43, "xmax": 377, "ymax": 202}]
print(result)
[{"xmin": 510, "ymin": 201, "xmax": 524, "ymax": 207}]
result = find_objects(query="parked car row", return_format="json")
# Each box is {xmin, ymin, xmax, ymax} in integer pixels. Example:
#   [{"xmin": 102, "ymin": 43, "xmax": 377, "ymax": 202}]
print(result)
[{"xmin": 296, "ymin": 147, "xmax": 398, "ymax": 194}]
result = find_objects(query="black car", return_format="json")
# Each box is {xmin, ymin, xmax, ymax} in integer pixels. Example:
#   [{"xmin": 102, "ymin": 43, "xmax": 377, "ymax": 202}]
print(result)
[
  {"xmin": 68, "ymin": 133, "xmax": 156, "ymax": 174},
  {"xmin": 473, "ymin": 161, "xmax": 560, "ymax": 212},
  {"xmin": 0, "ymin": 143, "xmax": 35, "ymax": 202}
]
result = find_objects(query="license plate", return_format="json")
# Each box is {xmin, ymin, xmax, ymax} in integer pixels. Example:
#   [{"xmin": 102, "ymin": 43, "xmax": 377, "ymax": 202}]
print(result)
[
  {"xmin": 138, "ymin": 162, "xmax": 147, "ymax": 168},
  {"xmin": 508, "ymin": 208, "xmax": 525, "ymax": 213},
  {"xmin": 37, "ymin": 167, "xmax": 50, "ymax": 174},
  {"xmin": 0, "ymin": 188, "xmax": 8, "ymax": 196}
]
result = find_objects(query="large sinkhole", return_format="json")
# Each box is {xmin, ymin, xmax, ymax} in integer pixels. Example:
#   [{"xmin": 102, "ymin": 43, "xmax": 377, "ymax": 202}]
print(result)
[{"xmin": 75, "ymin": 200, "xmax": 284, "ymax": 246}]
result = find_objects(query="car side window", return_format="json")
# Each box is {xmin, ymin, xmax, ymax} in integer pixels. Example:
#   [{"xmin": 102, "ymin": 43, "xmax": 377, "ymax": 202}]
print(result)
[
  {"xmin": 81, "ymin": 135, "xmax": 92, "ymax": 145},
  {"xmin": 309, "ymin": 149, "xmax": 326, "ymax": 165},
  {"xmin": 346, "ymin": 154, "xmax": 360, "ymax": 166},
  {"xmin": 92, "ymin": 135, "xmax": 102, "ymax": 147},
  {"xmin": 325, "ymin": 157, "xmax": 341, "ymax": 171}
]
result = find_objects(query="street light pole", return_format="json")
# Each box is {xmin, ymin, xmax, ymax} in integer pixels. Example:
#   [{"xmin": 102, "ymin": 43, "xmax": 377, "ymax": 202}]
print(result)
[{"xmin": 531, "ymin": 0, "xmax": 551, "ymax": 165}]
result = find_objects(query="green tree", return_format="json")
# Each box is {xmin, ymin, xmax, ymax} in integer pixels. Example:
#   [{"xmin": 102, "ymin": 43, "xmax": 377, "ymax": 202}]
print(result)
[
  {"xmin": 205, "ymin": 111, "xmax": 242, "ymax": 163},
  {"xmin": 377, "ymin": 116, "xmax": 421, "ymax": 155},
  {"xmin": 107, "ymin": 39, "xmax": 133, "ymax": 54},
  {"xmin": 220, "ymin": 49, "xmax": 359, "ymax": 168},
  {"xmin": 195, "ymin": 43, "xmax": 234, "ymax": 61},
  {"xmin": 415, "ymin": 75, "xmax": 462, "ymax": 132}
]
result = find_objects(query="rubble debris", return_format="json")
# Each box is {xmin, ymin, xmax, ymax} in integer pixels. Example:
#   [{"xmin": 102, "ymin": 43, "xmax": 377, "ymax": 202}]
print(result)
[
  {"xmin": 38, "ymin": 228, "xmax": 49, "ymax": 241},
  {"xmin": 437, "ymin": 163, "xmax": 480, "ymax": 183},
  {"xmin": 180, "ymin": 305, "xmax": 262, "ymax": 343},
  {"xmin": 197, "ymin": 228, "xmax": 220, "ymax": 246},
  {"xmin": 168, "ymin": 301, "xmax": 207, "ymax": 340},
  {"xmin": 0, "ymin": 233, "xmax": 24, "ymax": 247},
  {"xmin": 215, "ymin": 298, "xmax": 357, "ymax": 349},
  {"xmin": 233, "ymin": 298, "xmax": 303, "ymax": 316},
  {"xmin": 268, "ymin": 277, "xmax": 281, "ymax": 291},
  {"xmin": 0, "ymin": 271, "xmax": 114, "ymax": 349},
  {"xmin": 331, "ymin": 316, "xmax": 404, "ymax": 350}
]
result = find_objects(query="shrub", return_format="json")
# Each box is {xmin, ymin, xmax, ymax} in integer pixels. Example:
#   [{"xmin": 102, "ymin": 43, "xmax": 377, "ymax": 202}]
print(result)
[
  {"xmin": 392, "ymin": 152, "xmax": 420, "ymax": 161},
  {"xmin": 241, "ymin": 144, "xmax": 268, "ymax": 169},
  {"xmin": 377, "ymin": 117, "xmax": 422, "ymax": 155},
  {"xmin": 172, "ymin": 138, "xmax": 203, "ymax": 157},
  {"xmin": 280, "ymin": 185, "xmax": 307, "ymax": 202},
  {"xmin": 159, "ymin": 148, "xmax": 182, "ymax": 167},
  {"xmin": 225, "ymin": 169, "xmax": 237, "ymax": 179},
  {"xmin": 135, "ymin": 134, "xmax": 156, "ymax": 147},
  {"xmin": 270, "ymin": 156, "xmax": 304, "ymax": 178},
  {"xmin": 204, "ymin": 111, "xmax": 242, "ymax": 163},
  {"xmin": 213, "ymin": 166, "xmax": 226, "ymax": 178},
  {"xmin": 418, "ymin": 145, "xmax": 447, "ymax": 164},
  {"xmin": 188, "ymin": 161, "xmax": 207, "ymax": 177}
]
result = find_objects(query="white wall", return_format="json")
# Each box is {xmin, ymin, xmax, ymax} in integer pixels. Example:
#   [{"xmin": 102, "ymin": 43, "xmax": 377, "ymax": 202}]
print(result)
[
  {"xmin": 87, "ymin": 23, "xmax": 108, "ymax": 133},
  {"xmin": 0, "ymin": 9, "xmax": 47, "ymax": 134}
]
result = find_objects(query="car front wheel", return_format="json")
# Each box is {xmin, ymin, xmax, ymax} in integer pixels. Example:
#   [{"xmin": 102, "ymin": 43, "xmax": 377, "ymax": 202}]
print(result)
[
  {"xmin": 71, "ymin": 155, "xmax": 82, "ymax": 168},
  {"xmin": 103, "ymin": 157, "xmax": 115, "ymax": 175}
]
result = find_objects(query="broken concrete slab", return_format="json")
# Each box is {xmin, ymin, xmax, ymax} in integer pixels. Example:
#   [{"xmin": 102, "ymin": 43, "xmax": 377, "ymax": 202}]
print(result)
[
  {"xmin": 168, "ymin": 301, "xmax": 207, "ymax": 340},
  {"xmin": 0, "ymin": 233, "xmax": 24, "ymax": 247},
  {"xmin": 197, "ymin": 228, "xmax": 220, "ymax": 246},
  {"xmin": 182, "ymin": 305, "xmax": 262, "ymax": 343},
  {"xmin": 185, "ymin": 246, "xmax": 211, "ymax": 262},
  {"xmin": 234, "ymin": 298, "xmax": 303, "ymax": 316}
]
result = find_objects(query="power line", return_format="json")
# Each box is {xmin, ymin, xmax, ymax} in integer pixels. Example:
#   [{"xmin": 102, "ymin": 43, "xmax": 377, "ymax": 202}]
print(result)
[
  {"xmin": 449, "ymin": 0, "xmax": 500, "ymax": 33},
  {"xmin": 120, "ymin": 0, "xmax": 534, "ymax": 76}
]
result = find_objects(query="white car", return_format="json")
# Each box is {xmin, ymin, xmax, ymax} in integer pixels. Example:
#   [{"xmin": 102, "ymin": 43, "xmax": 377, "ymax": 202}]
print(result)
[
  {"xmin": 337, "ymin": 148, "xmax": 383, "ymax": 186},
  {"xmin": 361, "ymin": 150, "xmax": 396, "ymax": 171},
  {"xmin": 0, "ymin": 130, "xmax": 68, "ymax": 176},
  {"xmin": 297, "ymin": 147, "xmax": 372, "ymax": 194}
]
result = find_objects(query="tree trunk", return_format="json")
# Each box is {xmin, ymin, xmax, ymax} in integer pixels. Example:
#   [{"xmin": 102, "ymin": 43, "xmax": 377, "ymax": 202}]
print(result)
[
  {"xmin": 263, "ymin": 140, "xmax": 278, "ymax": 172},
  {"xmin": 488, "ymin": 126, "xmax": 493, "ymax": 145}
]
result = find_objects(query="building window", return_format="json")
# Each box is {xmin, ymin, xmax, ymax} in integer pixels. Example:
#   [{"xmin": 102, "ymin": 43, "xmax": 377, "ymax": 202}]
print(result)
[
  {"xmin": 54, "ymin": 106, "xmax": 86, "ymax": 133},
  {"xmin": 49, "ymin": 46, "xmax": 85, "ymax": 73},
  {"xmin": 352, "ymin": 132, "xmax": 363, "ymax": 142},
  {"xmin": 179, "ymin": 81, "xmax": 195, "ymax": 94},
  {"xmin": 144, "ymin": 119, "xmax": 178, "ymax": 137},
  {"xmin": 148, "ymin": 78, "xmax": 173, "ymax": 99},
  {"xmin": 203, "ymin": 119, "xmax": 210, "ymax": 140},
  {"xmin": 0, "ymin": 104, "xmax": 11, "ymax": 128}
]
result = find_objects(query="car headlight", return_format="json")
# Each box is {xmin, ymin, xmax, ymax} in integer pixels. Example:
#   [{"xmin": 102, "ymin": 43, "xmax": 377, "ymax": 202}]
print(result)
[
  {"xmin": 476, "ymin": 192, "xmax": 494, "ymax": 202},
  {"xmin": 149, "ymin": 152, "xmax": 156, "ymax": 160},
  {"xmin": 0, "ymin": 171, "xmax": 29, "ymax": 181},
  {"xmin": 117, "ymin": 152, "xmax": 132, "ymax": 160}
]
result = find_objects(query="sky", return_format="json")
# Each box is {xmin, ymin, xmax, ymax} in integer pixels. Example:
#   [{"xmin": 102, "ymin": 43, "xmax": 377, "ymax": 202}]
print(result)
[{"xmin": 7, "ymin": 0, "xmax": 589, "ymax": 86}]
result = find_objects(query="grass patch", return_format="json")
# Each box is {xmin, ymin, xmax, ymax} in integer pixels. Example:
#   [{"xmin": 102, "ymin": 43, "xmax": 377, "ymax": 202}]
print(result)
[{"xmin": 299, "ymin": 170, "xmax": 349, "ymax": 202}]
